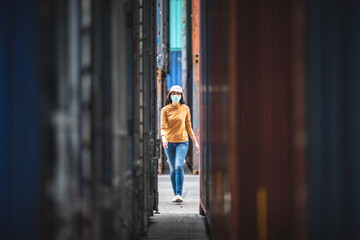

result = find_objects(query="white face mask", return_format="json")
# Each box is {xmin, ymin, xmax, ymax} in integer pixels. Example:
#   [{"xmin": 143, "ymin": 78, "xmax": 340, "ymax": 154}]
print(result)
[{"xmin": 171, "ymin": 95, "xmax": 181, "ymax": 103}]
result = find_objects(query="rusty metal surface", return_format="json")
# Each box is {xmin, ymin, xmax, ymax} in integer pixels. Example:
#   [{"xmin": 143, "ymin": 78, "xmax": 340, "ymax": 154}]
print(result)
[
  {"xmin": 191, "ymin": 0, "xmax": 200, "ymax": 174},
  {"xmin": 202, "ymin": 0, "xmax": 307, "ymax": 239},
  {"xmin": 156, "ymin": 0, "xmax": 169, "ymax": 175},
  {"xmin": 207, "ymin": 1, "xmax": 232, "ymax": 239},
  {"xmin": 182, "ymin": 0, "xmax": 188, "ymax": 94},
  {"xmin": 290, "ymin": 0, "xmax": 307, "ymax": 238},
  {"xmin": 199, "ymin": 0, "xmax": 211, "ymax": 224},
  {"xmin": 157, "ymin": 67, "xmax": 163, "ymax": 174}
]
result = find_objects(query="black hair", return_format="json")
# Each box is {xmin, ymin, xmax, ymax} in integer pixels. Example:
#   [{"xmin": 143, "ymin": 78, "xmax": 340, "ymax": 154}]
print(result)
[{"xmin": 166, "ymin": 93, "xmax": 185, "ymax": 105}]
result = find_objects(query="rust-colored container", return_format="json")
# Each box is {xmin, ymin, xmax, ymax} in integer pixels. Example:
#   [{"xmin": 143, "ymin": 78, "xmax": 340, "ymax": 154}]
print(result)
[
  {"xmin": 200, "ymin": 0, "xmax": 307, "ymax": 239},
  {"xmin": 191, "ymin": 0, "xmax": 201, "ymax": 175}
]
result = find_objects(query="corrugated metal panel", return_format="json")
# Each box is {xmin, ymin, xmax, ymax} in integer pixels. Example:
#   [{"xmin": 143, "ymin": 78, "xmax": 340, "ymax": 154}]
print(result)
[
  {"xmin": 203, "ymin": 0, "xmax": 307, "ymax": 239},
  {"xmin": 207, "ymin": 1, "xmax": 231, "ymax": 239},
  {"xmin": 156, "ymin": 0, "xmax": 163, "ymax": 67},
  {"xmin": 191, "ymin": 0, "xmax": 200, "ymax": 174},
  {"xmin": 0, "ymin": 1, "xmax": 41, "ymax": 239},
  {"xmin": 169, "ymin": 0, "xmax": 182, "ymax": 91},
  {"xmin": 0, "ymin": 8, "xmax": 11, "ymax": 239},
  {"xmin": 307, "ymin": 0, "xmax": 360, "ymax": 239},
  {"xmin": 156, "ymin": 0, "xmax": 170, "ymax": 175},
  {"xmin": 162, "ymin": 0, "xmax": 170, "ymax": 74},
  {"xmin": 167, "ymin": 50, "xmax": 182, "ymax": 88},
  {"xmin": 199, "ymin": 0, "xmax": 211, "ymax": 222},
  {"xmin": 170, "ymin": 0, "xmax": 183, "ymax": 50},
  {"xmin": 181, "ymin": 0, "xmax": 187, "ymax": 94},
  {"xmin": 157, "ymin": 67, "xmax": 163, "ymax": 175}
]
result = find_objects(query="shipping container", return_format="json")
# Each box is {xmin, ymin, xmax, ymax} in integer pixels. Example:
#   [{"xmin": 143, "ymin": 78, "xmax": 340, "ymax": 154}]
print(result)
[
  {"xmin": 190, "ymin": 0, "xmax": 201, "ymax": 175},
  {"xmin": 156, "ymin": 0, "xmax": 171, "ymax": 175},
  {"xmin": 167, "ymin": 50, "xmax": 182, "ymax": 88},
  {"xmin": 199, "ymin": 0, "xmax": 211, "ymax": 221},
  {"xmin": 3, "ymin": 0, "xmax": 360, "ymax": 239},
  {"xmin": 200, "ymin": 0, "xmax": 360, "ymax": 240},
  {"xmin": 168, "ymin": 0, "xmax": 184, "ymax": 89},
  {"xmin": 178, "ymin": 0, "xmax": 201, "ymax": 175},
  {"xmin": 0, "ymin": 0, "xmax": 158, "ymax": 239},
  {"xmin": 0, "ymin": 1, "xmax": 42, "ymax": 238},
  {"xmin": 200, "ymin": 0, "xmax": 307, "ymax": 239},
  {"xmin": 170, "ymin": 0, "xmax": 183, "ymax": 51},
  {"xmin": 307, "ymin": 0, "xmax": 360, "ymax": 239}
]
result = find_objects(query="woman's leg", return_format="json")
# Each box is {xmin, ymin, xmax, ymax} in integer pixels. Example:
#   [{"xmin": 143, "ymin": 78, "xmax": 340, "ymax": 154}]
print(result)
[
  {"xmin": 164, "ymin": 143, "xmax": 176, "ymax": 195},
  {"xmin": 175, "ymin": 141, "xmax": 189, "ymax": 196}
]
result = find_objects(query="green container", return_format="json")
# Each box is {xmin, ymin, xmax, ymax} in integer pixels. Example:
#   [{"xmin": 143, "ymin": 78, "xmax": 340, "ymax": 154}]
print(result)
[{"xmin": 170, "ymin": 0, "xmax": 183, "ymax": 51}]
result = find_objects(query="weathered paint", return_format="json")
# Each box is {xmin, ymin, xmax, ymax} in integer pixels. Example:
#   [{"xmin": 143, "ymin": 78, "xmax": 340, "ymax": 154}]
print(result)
[
  {"xmin": 204, "ymin": 0, "xmax": 307, "ymax": 239},
  {"xmin": 156, "ymin": 0, "xmax": 163, "ymax": 67},
  {"xmin": 157, "ymin": 67, "xmax": 163, "ymax": 174},
  {"xmin": 156, "ymin": 0, "xmax": 164, "ymax": 174},
  {"xmin": 207, "ymin": 1, "xmax": 231, "ymax": 238},
  {"xmin": 191, "ymin": 0, "xmax": 200, "ymax": 174}
]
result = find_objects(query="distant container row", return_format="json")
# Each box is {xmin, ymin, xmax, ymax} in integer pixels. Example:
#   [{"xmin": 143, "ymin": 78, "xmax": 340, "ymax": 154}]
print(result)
[{"xmin": 157, "ymin": 0, "xmax": 200, "ymax": 175}]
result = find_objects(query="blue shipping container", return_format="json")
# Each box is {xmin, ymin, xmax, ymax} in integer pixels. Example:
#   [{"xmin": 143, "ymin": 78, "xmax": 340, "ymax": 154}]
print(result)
[{"xmin": 167, "ymin": 50, "xmax": 182, "ymax": 89}]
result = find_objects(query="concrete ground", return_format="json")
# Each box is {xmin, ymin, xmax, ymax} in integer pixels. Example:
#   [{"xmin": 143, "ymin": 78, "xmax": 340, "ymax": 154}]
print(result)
[{"xmin": 141, "ymin": 164, "xmax": 209, "ymax": 240}]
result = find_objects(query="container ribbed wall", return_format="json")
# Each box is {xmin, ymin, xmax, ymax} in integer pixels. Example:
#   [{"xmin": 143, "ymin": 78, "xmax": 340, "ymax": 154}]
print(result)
[
  {"xmin": 202, "ymin": 0, "xmax": 307, "ymax": 239},
  {"xmin": 170, "ymin": 0, "xmax": 183, "ymax": 50},
  {"xmin": 307, "ymin": 0, "xmax": 360, "ymax": 239}
]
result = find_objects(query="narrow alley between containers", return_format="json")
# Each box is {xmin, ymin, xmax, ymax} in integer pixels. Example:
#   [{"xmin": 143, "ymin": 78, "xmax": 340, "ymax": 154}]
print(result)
[
  {"xmin": 141, "ymin": 165, "xmax": 208, "ymax": 240},
  {"xmin": 1, "ymin": 0, "xmax": 360, "ymax": 240}
]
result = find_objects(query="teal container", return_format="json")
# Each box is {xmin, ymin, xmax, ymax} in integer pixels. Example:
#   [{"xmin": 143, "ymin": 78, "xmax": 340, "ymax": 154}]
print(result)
[{"xmin": 170, "ymin": 0, "xmax": 183, "ymax": 51}]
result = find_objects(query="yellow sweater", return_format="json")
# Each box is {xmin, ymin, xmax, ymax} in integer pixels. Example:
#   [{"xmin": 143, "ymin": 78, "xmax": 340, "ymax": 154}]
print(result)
[{"xmin": 161, "ymin": 103, "xmax": 194, "ymax": 142}]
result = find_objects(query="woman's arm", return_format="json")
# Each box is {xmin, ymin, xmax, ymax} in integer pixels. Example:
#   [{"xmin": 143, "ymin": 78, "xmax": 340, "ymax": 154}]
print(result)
[
  {"xmin": 185, "ymin": 107, "xmax": 200, "ymax": 152},
  {"xmin": 189, "ymin": 134, "xmax": 200, "ymax": 152},
  {"xmin": 162, "ymin": 134, "xmax": 168, "ymax": 149},
  {"xmin": 161, "ymin": 109, "xmax": 168, "ymax": 148}
]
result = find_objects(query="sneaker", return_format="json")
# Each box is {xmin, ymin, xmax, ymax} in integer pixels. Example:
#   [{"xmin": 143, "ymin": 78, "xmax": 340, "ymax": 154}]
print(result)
[
  {"xmin": 171, "ymin": 196, "xmax": 178, "ymax": 202},
  {"xmin": 176, "ymin": 195, "xmax": 183, "ymax": 202}
]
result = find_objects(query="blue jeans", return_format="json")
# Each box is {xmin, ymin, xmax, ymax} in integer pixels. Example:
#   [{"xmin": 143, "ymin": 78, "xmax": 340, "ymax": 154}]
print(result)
[{"xmin": 164, "ymin": 141, "xmax": 189, "ymax": 196}]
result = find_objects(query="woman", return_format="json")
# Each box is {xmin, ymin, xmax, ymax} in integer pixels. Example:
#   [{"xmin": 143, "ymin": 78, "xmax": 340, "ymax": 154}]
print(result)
[{"xmin": 161, "ymin": 85, "xmax": 200, "ymax": 203}]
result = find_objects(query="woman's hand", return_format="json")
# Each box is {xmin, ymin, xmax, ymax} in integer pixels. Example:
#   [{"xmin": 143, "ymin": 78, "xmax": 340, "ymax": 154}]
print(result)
[
  {"xmin": 195, "ymin": 142, "xmax": 200, "ymax": 152},
  {"xmin": 189, "ymin": 134, "xmax": 200, "ymax": 152},
  {"xmin": 162, "ymin": 136, "xmax": 168, "ymax": 149}
]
